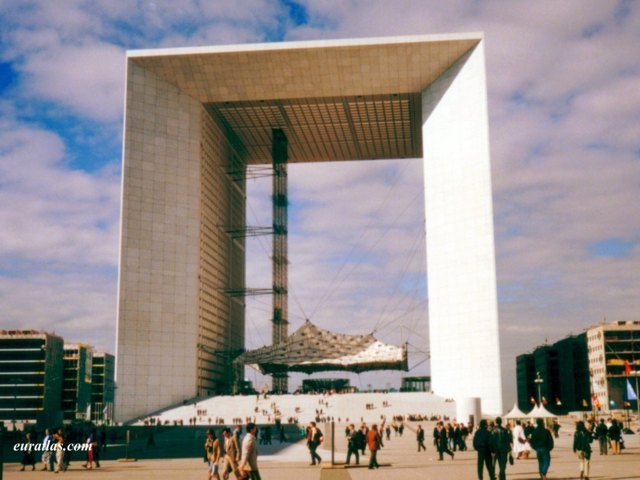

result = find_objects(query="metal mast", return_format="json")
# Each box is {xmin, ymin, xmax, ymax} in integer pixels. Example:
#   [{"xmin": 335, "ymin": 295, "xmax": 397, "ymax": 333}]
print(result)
[{"xmin": 272, "ymin": 128, "xmax": 288, "ymax": 392}]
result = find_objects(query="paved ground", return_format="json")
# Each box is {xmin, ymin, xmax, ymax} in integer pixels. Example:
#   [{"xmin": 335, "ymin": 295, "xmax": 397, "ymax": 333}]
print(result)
[{"xmin": 3, "ymin": 420, "xmax": 639, "ymax": 479}]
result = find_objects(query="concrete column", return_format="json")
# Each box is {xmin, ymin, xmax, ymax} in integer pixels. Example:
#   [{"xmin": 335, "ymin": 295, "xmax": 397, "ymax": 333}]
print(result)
[{"xmin": 421, "ymin": 40, "xmax": 503, "ymax": 415}]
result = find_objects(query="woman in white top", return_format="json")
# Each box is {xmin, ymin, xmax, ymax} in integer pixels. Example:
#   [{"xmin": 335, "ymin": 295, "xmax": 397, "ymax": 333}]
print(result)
[{"xmin": 512, "ymin": 421, "xmax": 530, "ymax": 459}]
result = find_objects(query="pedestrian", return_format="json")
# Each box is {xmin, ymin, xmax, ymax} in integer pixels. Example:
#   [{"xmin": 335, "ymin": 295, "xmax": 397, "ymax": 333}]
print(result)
[
  {"xmin": 473, "ymin": 419, "xmax": 495, "ymax": 480},
  {"xmin": 491, "ymin": 417, "xmax": 513, "ymax": 480},
  {"xmin": 385, "ymin": 424, "xmax": 391, "ymax": 441},
  {"xmin": 222, "ymin": 427, "xmax": 240, "ymax": 480},
  {"xmin": 204, "ymin": 429, "xmax": 221, "ymax": 480},
  {"xmin": 366, "ymin": 424, "xmax": 383, "ymax": 469},
  {"xmin": 239, "ymin": 423, "xmax": 261, "ymax": 480},
  {"xmin": 595, "ymin": 419, "xmax": 608, "ymax": 455},
  {"xmin": 360, "ymin": 423, "xmax": 368, "ymax": 456},
  {"xmin": 345, "ymin": 424, "xmax": 361, "ymax": 465},
  {"xmin": 416, "ymin": 425, "xmax": 426, "ymax": 452},
  {"xmin": 92, "ymin": 428, "xmax": 101, "ymax": 468},
  {"xmin": 20, "ymin": 432, "xmax": 36, "ymax": 471},
  {"xmin": 608, "ymin": 419, "xmax": 621, "ymax": 455},
  {"xmin": 512, "ymin": 420, "xmax": 529, "ymax": 459},
  {"xmin": 552, "ymin": 420, "xmax": 561, "ymax": 438},
  {"xmin": 435, "ymin": 421, "xmax": 454, "ymax": 460},
  {"xmin": 573, "ymin": 421, "xmax": 593, "ymax": 480},
  {"xmin": 529, "ymin": 418, "xmax": 554, "ymax": 480},
  {"xmin": 306, "ymin": 421, "xmax": 323, "ymax": 465},
  {"xmin": 82, "ymin": 429, "xmax": 98, "ymax": 470},
  {"xmin": 53, "ymin": 427, "xmax": 65, "ymax": 473},
  {"xmin": 41, "ymin": 429, "xmax": 53, "ymax": 471}
]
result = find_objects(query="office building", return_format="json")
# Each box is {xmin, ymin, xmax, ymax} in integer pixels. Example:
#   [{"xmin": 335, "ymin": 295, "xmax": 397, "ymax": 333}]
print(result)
[
  {"xmin": 516, "ymin": 334, "xmax": 590, "ymax": 414},
  {"xmin": 587, "ymin": 320, "xmax": 640, "ymax": 412},
  {"xmin": 0, "ymin": 330, "xmax": 64, "ymax": 426},
  {"xmin": 62, "ymin": 343, "xmax": 94, "ymax": 421},
  {"xmin": 91, "ymin": 352, "xmax": 115, "ymax": 424}
]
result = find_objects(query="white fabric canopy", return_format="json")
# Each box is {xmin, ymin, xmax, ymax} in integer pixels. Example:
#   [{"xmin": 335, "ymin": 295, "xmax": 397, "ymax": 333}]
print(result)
[
  {"xmin": 504, "ymin": 403, "xmax": 529, "ymax": 419},
  {"xmin": 527, "ymin": 404, "xmax": 557, "ymax": 418},
  {"xmin": 235, "ymin": 320, "xmax": 408, "ymax": 374}
]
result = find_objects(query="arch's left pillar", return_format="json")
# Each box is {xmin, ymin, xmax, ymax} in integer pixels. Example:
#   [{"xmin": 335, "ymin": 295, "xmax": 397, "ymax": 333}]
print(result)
[{"xmin": 116, "ymin": 60, "xmax": 245, "ymax": 422}]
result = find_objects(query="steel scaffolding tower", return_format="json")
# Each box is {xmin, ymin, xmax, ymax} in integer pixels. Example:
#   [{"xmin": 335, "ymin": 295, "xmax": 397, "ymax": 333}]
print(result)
[{"xmin": 272, "ymin": 128, "xmax": 289, "ymax": 392}]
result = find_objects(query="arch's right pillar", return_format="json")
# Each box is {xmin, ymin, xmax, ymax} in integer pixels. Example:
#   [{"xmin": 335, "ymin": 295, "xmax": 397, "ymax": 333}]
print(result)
[{"xmin": 421, "ymin": 40, "xmax": 503, "ymax": 415}]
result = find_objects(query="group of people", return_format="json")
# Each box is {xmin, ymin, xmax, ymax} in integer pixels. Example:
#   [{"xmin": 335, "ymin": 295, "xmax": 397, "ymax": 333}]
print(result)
[
  {"xmin": 204, "ymin": 424, "xmax": 261, "ymax": 480},
  {"xmin": 473, "ymin": 416, "xmax": 627, "ymax": 480},
  {"xmin": 19, "ymin": 426, "xmax": 105, "ymax": 473},
  {"xmin": 343, "ymin": 422, "xmax": 384, "ymax": 469}
]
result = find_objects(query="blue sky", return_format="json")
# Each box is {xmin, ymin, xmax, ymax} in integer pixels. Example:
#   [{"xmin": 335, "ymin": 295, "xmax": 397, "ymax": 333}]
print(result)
[{"xmin": 1, "ymin": 0, "xmax": 639, "ymax": 405}]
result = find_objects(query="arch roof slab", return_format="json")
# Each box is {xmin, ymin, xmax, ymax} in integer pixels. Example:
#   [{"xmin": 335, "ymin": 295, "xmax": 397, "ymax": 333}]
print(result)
[{"xmin": 127, "ymin": 33, "xmax": 482, "ymax": 163}]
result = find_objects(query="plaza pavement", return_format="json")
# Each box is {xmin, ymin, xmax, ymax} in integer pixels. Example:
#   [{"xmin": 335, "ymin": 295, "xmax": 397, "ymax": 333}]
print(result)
[{"xmin": 3, "ymin": 419, "xmax": 639, "ymax": 479}]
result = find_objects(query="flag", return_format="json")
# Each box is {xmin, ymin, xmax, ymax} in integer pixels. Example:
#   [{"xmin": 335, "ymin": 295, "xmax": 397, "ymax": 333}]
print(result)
[
  {"xmin": 555, "ymin": 396, "xmax": 562, "ymax": 406},
  {"xmin": 610, "ymin": 399, "xmax": 617, "ymax": 408},
  {"xmin": 530, "ymin": 396, "xmax": 536, "ymax": 405},
  {"xmin": 582, "ymin": 399, "xmax": 588, "ymax": 408},
  {"xmin": 542, "ymin": 396, "xmax": 548, "ymax": 405},
  {"xmin": 627, "ymin": 379, "xmax": 638, "ymax": 401},
  {"xmin": 623, "ymin": 401, "xmax": 631, "ymax": 407},
  {"xmin": 624, "ymin": 360, "xmax": 632, "ymax": 375}
]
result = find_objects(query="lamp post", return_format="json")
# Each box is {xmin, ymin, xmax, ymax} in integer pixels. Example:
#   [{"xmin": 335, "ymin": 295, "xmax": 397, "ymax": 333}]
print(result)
[{"xmin": 534, "ymin": 371, "xmax": 544, "ymax": 406}]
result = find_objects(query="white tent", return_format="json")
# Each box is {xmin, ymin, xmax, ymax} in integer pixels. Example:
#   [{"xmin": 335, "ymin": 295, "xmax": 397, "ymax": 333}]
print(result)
[
  {"xmin": 527, "ymin": 404, "xmax": 557, "ymax": 419},
  {"xmin": 235, "ymin": 320, "xmax": 408, "ymax": 374},
  {"xmin": 504, "ymin": 403, "xmax": 529, "ymax": 419}
]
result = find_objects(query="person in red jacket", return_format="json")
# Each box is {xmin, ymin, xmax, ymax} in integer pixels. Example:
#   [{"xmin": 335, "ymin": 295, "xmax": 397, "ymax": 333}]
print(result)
[{"xmin": 366, "ymin": 424, "xmax": 383, "ymax": 469}]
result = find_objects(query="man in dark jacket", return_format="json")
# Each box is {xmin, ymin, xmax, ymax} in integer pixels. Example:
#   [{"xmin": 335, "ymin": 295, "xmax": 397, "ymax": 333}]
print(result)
[
  {"xmin": 491, "ymin": 417, "xmax": 512, "ymax": 480},
  {"xmin": 345, "ymin": 424, "xmax": 361, "ymax": 465},
  {"xmin": 573, "ymin": 421, "xmax": 593, "ymax": 480},
  {"xmin": 595, "ymin": 419, "xmax": 608, "ymax": 455},
  {"xmin": 306, "ymin": 421, "xmax": 323, "ymax": 465},
  {"xmin": 473, "ymin": 419, "xmax": 494, "ymax": 480},
  {"xmin": 416, "ymin": 425, "xmax": 426, "ymax": 452},
  {"xmin": 608, "ymin": 419, "xmax": 621, "ymax": 455},
  {"xmin": 529, "ymin": 419, "xmax": 554, "ymax": 480}
]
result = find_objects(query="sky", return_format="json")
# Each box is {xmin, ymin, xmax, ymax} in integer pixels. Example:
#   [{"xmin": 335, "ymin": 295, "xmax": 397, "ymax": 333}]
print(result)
[{"xmin": 1, "ymin": 0, "xmax": 639, "ymax": 408}]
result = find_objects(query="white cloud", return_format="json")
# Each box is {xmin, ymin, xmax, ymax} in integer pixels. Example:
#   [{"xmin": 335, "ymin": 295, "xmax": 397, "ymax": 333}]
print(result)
[{"xmin": 0, "ymin": 118, "xmax": 120, "ymax": 266}]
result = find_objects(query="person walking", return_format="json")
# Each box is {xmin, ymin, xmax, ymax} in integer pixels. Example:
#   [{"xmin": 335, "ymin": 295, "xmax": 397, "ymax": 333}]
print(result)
[
  {"xmin": 595, "ymin": 419, "xmax": 608, "ymax": 455},
  {"xmin": 20, "ymin": 432, "xmax": 36, "ymax": 471},
  {"xmin": 366, "ymin": 424, "xmax": 383, "ymax": 469},
  {"xmin": 360, "ymin": 423, "xmax": 368, "ymax": 456},
  {"xmin": 416, "ymin": 425, "xmax": 427, "ymax": 452},
  {"xmin": 491, "ymin": 417, "xmax": 513, "ymax": 480},
  {"xmin": 222, "ymin": 427, "xmax": 240, "ymax": 480},
  {"xmin": 239, "ymin": 423, "xmax": 261, "ymax": 480},
  {"xmin": 306, "ymin": 421, "xmax": 323, "ymax": 465},
  {"xmin": 512, "ymin": 420, "xmax": 528, "ymax": 459},
  {"xmin": 82, "ymin": 429, "xmax": 97, "ymax": 470},
  {"xmin": 345, "ymin": 424, "xmax": 360, "ymax": 465},
  {"xmin": 573, "ymin": 421, "xmax": 593, "ymax": 480},
  {"xmin": 435, "ymin": 421, "xmax": 454, "ymax": 460},
  {"xmin": 529, "ymin": 419, "xmax": 554, "ymax": 480},
  {"xmin": 53, "ymin": 427, "xmax": 65, "ymax": 473},
  {"xmin": 473, "ymin": 419, "xmax": 495, "ymax": 480},
  {"xmin": 204, "ymin": 429, "xmax": 221, "ymax": 480},
  {"xmin": 608, "ymin": 419, "xmax": 621, "ymax": 455},
  {"xmin": 41, "ymin": 429, "xmax": 53, "ymax": 471}
]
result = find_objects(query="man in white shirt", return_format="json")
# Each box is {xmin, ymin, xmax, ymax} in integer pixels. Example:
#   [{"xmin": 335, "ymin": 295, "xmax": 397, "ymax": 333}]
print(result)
[{"xmin": 239, "ymin": 423, "xmax": 261, "ymax": 480}]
